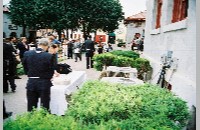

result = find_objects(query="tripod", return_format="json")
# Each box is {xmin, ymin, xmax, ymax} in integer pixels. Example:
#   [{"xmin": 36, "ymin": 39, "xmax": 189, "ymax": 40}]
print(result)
[{"xmin": 157, "ymin": 65, "xmax": 170, "ymax": 88}]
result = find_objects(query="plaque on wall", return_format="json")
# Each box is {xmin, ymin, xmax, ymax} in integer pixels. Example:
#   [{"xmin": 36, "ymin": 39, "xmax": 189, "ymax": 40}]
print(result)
[{"xmin": 8, "ymin": 24, "xmax": 18, "ymax": 30}]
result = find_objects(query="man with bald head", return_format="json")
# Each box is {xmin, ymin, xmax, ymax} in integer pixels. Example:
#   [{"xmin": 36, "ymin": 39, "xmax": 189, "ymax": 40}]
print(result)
[{"xmin": 22, "ymin": 38, "xmax": 54, "ymax": 112}]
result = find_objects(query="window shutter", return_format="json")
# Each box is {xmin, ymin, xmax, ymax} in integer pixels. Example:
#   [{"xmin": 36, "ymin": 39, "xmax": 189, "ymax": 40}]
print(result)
[{"xmin": 155, "ymin": 0, "xmax": 162, "ymax": 29}]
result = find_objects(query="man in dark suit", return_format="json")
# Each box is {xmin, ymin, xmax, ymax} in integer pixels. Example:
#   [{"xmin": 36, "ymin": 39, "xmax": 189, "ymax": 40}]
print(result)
[
  {"xmin": 3, "ymin": 41, "xmax": 17, "ymax": 93},
  {"xmin": 22, "ymin": 38, "xmax": 54, "ymax": 112},
  {"xmin": 85, "ymin": 35, "xmax": 95, "ymax": 69},
  {"xmin": 16, "ymin": 37, "xmax": 29, "ymax": 60}
]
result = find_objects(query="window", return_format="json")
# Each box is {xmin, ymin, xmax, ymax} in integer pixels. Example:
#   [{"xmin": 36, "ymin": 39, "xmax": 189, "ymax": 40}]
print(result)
[
  {"xmin": 155, "ymin": 0, "xmax": 163, "ymax": 29},
  {"xmin": 171, "ymin": 0, "xmax": 188, "ymax": 23}
]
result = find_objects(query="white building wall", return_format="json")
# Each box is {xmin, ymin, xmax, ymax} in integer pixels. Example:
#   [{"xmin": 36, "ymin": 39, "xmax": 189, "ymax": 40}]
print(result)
[
  {"xmin": 115, "ymin": 21, "xmax": 127, "ymax": 43},
  {"xmin": 125, "ymin": 22, "xmax": 145, "ymax": 44},
  {"xmin": 143, "ymin": 0, "xmax": 196, "ymax": 108},
  {"xmin": 3, "ymin": 13, "xmax": 29, "ymax": 38}
]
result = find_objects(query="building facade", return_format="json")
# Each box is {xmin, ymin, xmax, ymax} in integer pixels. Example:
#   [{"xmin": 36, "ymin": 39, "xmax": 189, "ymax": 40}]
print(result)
[
  {"xmin": 143, "ymin": 0, "xmax": 196, "ymax": 108},
  {"xmin": 3, "ymin": 5, "xmax": 29, "ymax": 39},
  {"xmin": 124, "ymin": 11, "xmax": 146, "ymax": 44}
]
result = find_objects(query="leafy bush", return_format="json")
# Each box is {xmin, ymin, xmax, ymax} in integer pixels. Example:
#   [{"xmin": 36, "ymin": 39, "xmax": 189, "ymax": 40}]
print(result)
[
  {"xmin": 93, "ymin": 52, "xmax": 151, "ymax": 80},
  {"xmin": 110, "ymin": 50, "xmax": 139, "ymax": 59},
  {"xmin": 66, "ymin": 81, "xmax": 190, "ymax": 129},
  {"xmin": 117, "ymin": 42, "xmax": 126, "ymax": 47},
  {"xmin": 132, "ymin": 58, "xmax": 152, "ymax": 80},
  {"xmin": 93, "ymin": 53, "xmax": 116, "ymax": 71},
  {"xmin": 3, "ymin": 108, "xmax": 88, "ymax": 130},
  {"xmin": 4, "ymin": 81, "xmax": 190, "ymax": 130},
  {"xmin": 112, "ymin": 56, "xmax": 134, "ymax": 67},
  {"xmin": 16, "ymin": 63, "xmax": 25, "ymax": 75}
]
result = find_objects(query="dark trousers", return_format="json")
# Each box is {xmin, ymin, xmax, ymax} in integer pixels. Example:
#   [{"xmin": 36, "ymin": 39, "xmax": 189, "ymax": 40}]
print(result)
[
  {"xmin": 3, "ymin": 60, "xmax": 16, "ymax": 92},
  {"xmin": 74, "ymin": 53, "xmax": 82, "ymax": 61},
  {"xmin": 67, "ymin": 49, "xmax": 73, "ymax": 58},
  {"xmin": 26, "ymin": 78, "xmax": 52, "ymax": 112},
  {"xmin": 27, "ymin": 89, "xmax": 50, "ymax": 112},
  {"xmin": 86, "ymin": 57, "xmax": 94, "ymax": 69},
  {"xmin": 86, "ymin": 51, "xmax": 94, "ymax": 69},
  {"xmin": 3, "ymin": 76, "xmax": 16, "ymax": 92}
]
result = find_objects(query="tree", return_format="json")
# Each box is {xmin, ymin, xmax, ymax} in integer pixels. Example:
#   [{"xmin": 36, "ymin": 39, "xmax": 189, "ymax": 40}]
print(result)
[
  {"xmin": 9, "ymin": 0, "xmax": 124, "ymax": 40},
  {"xmin": 9, "ymin": 0, "xmax": 37, "ymax": 37},
  {"xmin": 71, "ymin": 0, "xmax": 124, "ymax": 39}
]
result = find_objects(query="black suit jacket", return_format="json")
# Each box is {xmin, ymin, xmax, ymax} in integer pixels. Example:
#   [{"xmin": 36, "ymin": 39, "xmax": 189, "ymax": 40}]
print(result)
[
  {"xmin": 85, "ymin": 39, "xmax": 95, "ymax": 57},
  {"xmin": 22, "ymin": 48, "xmax": 54, "ymax": 79},
  {"xmin": 17, "ymin": 42, "xmax": 29, "ymax": 59}
]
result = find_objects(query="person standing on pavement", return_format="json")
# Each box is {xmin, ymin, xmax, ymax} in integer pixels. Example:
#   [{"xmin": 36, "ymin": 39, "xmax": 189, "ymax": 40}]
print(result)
[
  {"xmin": 16, "ymin": 37, "xmax": 30, "ymax": 61},
  {"xmin": 73, "ymin": 39, "xmax": 82, "ymax": 62},
  {"xmin": 67, "ymin": 39, "xmax": 74, "ymax": 59},
  {"xmin": 85, "ymin": 35, "xmax": 95, "ymax": 69},
  {"xmin": 97, "ymin": 41, "xmax": 103, "ymax": 54},
  {"xmin": 8, "ymin": 36, "xmax": 21, "ymax": 79},
  {"xmin": 62, "ymin": 38, "xmax": 68, "ymax": 57},
  {"xmin": 3, "ymin": 41, "xmax": 17, "ymax": 93},
  {"xmin": 48, "ymin": 44, "xmax": 60, "ymax": 77},
  {"xmin": 22, "ymin": 38, "xmax": 54, "ymax": 112},
  {"xmin": 48, "ymin": 35, "xmax": 61, "ymax": 63}
]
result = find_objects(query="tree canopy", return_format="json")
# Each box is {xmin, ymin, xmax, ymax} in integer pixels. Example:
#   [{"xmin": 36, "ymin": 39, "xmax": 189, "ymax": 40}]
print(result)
[{"xmin": 9, "ymin": 0, "xmax": 124, "ymax": 39}]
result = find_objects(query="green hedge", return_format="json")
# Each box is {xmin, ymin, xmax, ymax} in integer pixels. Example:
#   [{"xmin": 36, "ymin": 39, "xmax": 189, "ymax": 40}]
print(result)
[
  {"xmin": 93, "ymin": 53, "xmax": 135, "ymax": 71},
  {"xmin": 67, "ymin": 81, "xmax": 190, "ymax": 129},
  {"xmin": 110, "ymin": 50, "xmax": 139, "ymax": 59},
  {"xmin": 4, "ymin": 81, "xmax": 190, "ymax": 130},
  {"xmin": 117, "ymin": 42, "xmax": 126, "ymax": 47},
  {"xmin": 16, "ymin": 63, "xmax": 25, "ymax": 75},
  {"xmin": 93, "ymin": 52, "xmax": 152, "ymax": 79}
]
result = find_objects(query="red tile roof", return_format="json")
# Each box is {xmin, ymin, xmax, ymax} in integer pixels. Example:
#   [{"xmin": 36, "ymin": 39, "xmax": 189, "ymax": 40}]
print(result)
[{"xmin": 125, "ymin": 10, "xmax": 147, "ymax": 21}]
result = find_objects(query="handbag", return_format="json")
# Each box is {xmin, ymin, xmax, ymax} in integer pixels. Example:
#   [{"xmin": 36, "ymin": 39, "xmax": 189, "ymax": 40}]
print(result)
[{"xmin": 56, "ymin": 63, "xmax": 72, "ymax": 74}]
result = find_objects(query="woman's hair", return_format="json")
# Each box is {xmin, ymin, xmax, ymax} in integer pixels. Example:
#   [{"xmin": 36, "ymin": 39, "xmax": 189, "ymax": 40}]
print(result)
[
  {"xmin": 50, "ymin": 44, "xmax": 58, "ymax": 49},
  {"xmin": 20, "ymin": 37, "xmax": 27, "ymax": 41}
]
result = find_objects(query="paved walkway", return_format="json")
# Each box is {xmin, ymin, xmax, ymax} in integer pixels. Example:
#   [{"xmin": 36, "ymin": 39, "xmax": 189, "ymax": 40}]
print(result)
[{"xmin": 3, "ymin": 44, "xmax": 130, "ymax": 118}]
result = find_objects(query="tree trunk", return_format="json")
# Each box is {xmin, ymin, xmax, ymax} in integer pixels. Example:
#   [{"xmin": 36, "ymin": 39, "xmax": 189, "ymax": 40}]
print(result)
[
  {"xmin": 57, "ymin": 30, "xmax": 62, "ymax": 41},
  {"xmin": 66, "ymin": 28, "xmax": 69, "ymax": 39},
  {"xmin": 22, "ymin": 25, "xmax": 26, "ymax": 37},
  {"xmin": 71, "ymin": 29, "xmax": 74, "ymax": 39},
  {"xmin": 83, "ymin": 22, "xmax": 87, "ymax": 40}
]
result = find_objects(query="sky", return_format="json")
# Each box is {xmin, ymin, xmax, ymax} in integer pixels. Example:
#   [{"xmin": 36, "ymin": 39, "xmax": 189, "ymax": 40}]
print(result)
[
  {"xmin": 3, "ymin": 0, "xmax": 147, "ymax": 18},
  {"xmin": 119, "ymin": 0, "xmax": 147, "ymax": 18}
]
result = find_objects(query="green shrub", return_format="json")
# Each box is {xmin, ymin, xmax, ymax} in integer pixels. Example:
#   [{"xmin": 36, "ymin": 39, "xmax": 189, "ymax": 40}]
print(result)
[
  {"xmin": 110, "ymin": 50, "xmax": 139, "ymax": 59},
  {"xmin": 66, "ymin": 81, "xmax": 190, "ymax": 129},
  {"xmin": 112, "ymin": 56, "xmax": 134, "ymax": 67},
  {"xmin": 4, "ymin": 81, "xmax": 190, "ymax": 130},
  {"xmin": 93, "ymin": 51, "xmax": 151, "ymax": 80},
  {"xmin": 4, "ymin": 108, "xmax": 91, "ymax": 130},
  {"xmin": 132, "ymin": 58, "xmax": 152, "ymax": 80},
  {"xmin": 16, "ymin": 63, "xmax": 25, "ymax": 75},
  {"xmin": 117, "ymin": 42, "xmax": 126, "ymax": 47},
  {"xmin": 93, "ymin": 53, "xmax": 116, "ymax": 71}
]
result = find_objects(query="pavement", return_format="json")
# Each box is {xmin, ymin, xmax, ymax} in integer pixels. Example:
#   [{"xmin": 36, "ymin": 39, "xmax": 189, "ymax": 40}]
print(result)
[{"xmin": 3, "ymin": 44, "xmax": 130, "ymax": 119}]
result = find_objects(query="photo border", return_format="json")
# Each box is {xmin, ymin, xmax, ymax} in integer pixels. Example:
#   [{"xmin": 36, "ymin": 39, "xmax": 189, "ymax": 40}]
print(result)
[{"xmin": 196, "ymin": 0, "xmax": 199, "ymax": 129}]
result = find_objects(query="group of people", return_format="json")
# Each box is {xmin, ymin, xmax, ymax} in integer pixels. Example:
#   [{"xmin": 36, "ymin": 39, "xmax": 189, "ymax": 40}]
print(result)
[
  {"xmin": 3, "ymin": 34, "xmax": 98, "ymax": 118},
  {"xmin": 61, "ymin": 38, "xmax": 83, "ymax": 62},
  {"xmin": 3, "ymin": 36, "xmax": 29, "ymax": 93},
  {"xmin": 96, "ymin": 42, "xmax": 113, "ymax": 54},
  {"xmin": 130, "ymin": 36, "xmax": 144, "ymax": 51},
  {"xmin": 3, "ymin": 36, "xmax": 30, "ymax": 119}
]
